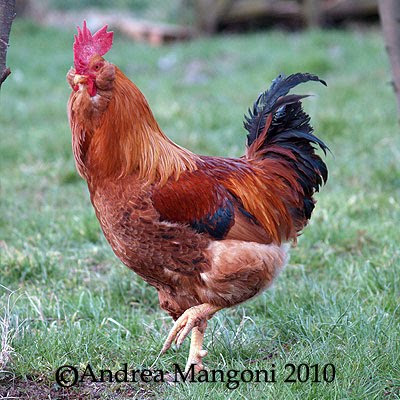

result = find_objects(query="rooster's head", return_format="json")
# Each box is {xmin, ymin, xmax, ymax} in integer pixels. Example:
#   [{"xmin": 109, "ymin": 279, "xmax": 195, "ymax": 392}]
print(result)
[{"xmin": 71, "ymin": 21, "xmax": 114, "ymax": 97}]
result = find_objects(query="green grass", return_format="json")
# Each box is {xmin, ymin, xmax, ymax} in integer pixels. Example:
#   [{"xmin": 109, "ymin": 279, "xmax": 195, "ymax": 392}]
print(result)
[{"xmin": 1, "ymin": 20, "xmax": 399, "ymax": 399}]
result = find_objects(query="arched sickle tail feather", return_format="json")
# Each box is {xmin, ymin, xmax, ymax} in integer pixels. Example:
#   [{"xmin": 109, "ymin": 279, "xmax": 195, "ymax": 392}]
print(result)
[
  {"xmin": 244, "ymin": 73, "xmax": 329, "ymax": 224},
  {"xmin": 244, "ymin": 73, "xmax": 327, "ymax": 156}
]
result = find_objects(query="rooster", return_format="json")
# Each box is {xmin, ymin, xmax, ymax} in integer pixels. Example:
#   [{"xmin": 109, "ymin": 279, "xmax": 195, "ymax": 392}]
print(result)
[{"xmin": 67, "ymin": 22, "xmax": 328, "ymax": 373}]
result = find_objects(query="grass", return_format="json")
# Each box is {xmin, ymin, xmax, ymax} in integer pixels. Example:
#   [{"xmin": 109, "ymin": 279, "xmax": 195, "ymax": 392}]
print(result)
[{"xmin": 1, "ymin": 20, "xmax": 399, "ymax": 399}]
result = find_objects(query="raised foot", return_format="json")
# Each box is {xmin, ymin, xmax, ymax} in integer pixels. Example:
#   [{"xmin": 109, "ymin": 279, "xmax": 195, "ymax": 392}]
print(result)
[{"xmin": 161, "ymin": 303, "xmax": 220, "ymax": 355}]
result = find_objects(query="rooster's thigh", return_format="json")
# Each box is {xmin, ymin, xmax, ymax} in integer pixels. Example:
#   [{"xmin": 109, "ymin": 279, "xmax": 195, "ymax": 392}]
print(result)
[{"xmin": 198, "ymin": 240, "xmax": 289, "ymax": 307}]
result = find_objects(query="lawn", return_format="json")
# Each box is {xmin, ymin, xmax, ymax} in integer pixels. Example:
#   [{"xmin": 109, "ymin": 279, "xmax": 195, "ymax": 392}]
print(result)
[{"xmin": 1, "ymin": 20, "xmax": 399, "ymax": 399}]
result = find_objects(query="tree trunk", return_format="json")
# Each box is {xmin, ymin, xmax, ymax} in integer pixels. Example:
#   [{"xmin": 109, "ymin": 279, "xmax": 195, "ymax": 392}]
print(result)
[
  {"xmin": 195, "ymin": 0, "xmax": 232, "ymax": 34},
  {"xmin": 303, "ymin": 0, "xmax": 322, "ymax": 28},
  {"xmin": 378, "ymin": 0, "xmax": 400, "ymax": 118},
  {"xmin": 0, "ymin": 0, "xmax": 16, "ymax": 89}
]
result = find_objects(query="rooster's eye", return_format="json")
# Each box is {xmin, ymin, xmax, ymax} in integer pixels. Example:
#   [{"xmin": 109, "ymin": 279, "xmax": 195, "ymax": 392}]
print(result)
[{"xmin": 93, "ymin": 63, "xmax": 103, "ymax": 72}]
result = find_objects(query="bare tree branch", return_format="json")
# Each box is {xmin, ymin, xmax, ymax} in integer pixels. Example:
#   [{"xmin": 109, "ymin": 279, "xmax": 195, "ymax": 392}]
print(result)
[
  {"xmin": 0, "ymin": 0, "xmax": 16, "ymax": 89},
  {"xmin": 378, "ymin": 0, "xmax": 400, "ymax": 119}
]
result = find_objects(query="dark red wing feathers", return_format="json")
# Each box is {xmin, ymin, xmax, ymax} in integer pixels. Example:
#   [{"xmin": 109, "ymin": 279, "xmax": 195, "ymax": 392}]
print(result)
[
  {"xmin": 152, "ymin": 156, "xmax": 304, "ymax": 244},
  {"xmin": 152, "ymin": 170, "xmax": 235, "ymax": 240},
  {"xmin": 152, "ymin": 171, "xmax": 223, "ymax": 222}
]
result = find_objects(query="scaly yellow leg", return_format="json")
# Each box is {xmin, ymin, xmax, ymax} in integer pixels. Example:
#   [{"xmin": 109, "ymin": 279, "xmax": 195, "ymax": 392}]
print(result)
[{"xmin": 184, "ymin": 325, "xmax": 208, "ymax": 373}]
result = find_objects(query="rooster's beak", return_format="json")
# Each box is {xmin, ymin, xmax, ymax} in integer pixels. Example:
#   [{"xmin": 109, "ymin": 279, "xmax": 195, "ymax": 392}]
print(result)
[{"xmin": 73, "ymin": 74, "xmax": 87, "ymax": 85}]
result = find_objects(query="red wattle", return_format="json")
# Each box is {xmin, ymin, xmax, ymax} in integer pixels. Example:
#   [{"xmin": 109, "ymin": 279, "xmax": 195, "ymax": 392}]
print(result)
[{"xmin": 87, "ymin": 78, "xmax": 97, "ymax": 97}]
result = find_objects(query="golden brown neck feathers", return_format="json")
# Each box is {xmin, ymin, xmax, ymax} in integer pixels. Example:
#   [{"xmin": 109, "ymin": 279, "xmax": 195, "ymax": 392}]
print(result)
[{"xmin": 69, "ymin": 66, "xmax": 198, "ymax": 184}]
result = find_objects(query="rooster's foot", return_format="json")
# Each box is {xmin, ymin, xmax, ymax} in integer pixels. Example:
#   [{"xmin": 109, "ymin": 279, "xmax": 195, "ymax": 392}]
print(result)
[{"xmin": 161, "ymin": 303, "xmax": 221, "ymax": 359}]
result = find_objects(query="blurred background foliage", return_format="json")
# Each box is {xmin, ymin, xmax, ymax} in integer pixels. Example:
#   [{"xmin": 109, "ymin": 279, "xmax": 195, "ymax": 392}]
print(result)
[
  {"xmin": 48, "ymin": 0, "xmax": 193, "ymax": 24},
  {"xmin": 16, "ymin": 0, "xmax": 379, "ymax": 34},
  {"xmin": 13, "ymin": 0, "xmax": 381, "ymax": 49}
]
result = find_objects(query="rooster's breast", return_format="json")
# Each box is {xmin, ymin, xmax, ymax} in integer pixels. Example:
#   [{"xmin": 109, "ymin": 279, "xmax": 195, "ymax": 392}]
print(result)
[{"xmin": 88, "ymin": 177, "xmax": 211, "ymax": 297}]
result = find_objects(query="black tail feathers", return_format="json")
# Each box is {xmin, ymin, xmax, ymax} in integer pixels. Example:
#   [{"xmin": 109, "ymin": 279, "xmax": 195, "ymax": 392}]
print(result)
[{"xmin": 244, "ymin": 73, "xmax": 329, "ymax": 219}]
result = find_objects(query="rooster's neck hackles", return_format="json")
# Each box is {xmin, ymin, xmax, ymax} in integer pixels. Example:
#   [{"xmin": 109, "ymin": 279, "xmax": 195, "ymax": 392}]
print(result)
[
  {"xmin": 70, "ymin": 22, "xmax": 198, "ymax": 185},
  {"xmin": 92, "ymin": 67, "xmax": 199, "ymax": 184}
]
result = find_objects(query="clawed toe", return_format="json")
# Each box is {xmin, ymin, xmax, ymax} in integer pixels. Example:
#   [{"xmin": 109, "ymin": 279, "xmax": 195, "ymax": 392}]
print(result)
[
  {"xmin": 161, "ymin": 307, "xmax": 206, "ymax": 353},
  {"xmin": 161, "ymin": 303, "xmax": 222, "ymax": 375}
]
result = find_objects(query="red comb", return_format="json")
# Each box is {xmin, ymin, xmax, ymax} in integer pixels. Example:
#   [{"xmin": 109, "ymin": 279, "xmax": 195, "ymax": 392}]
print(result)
[{"xmin": 73, "ymin": 20, "xmax": 113, "ymax": 73}]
